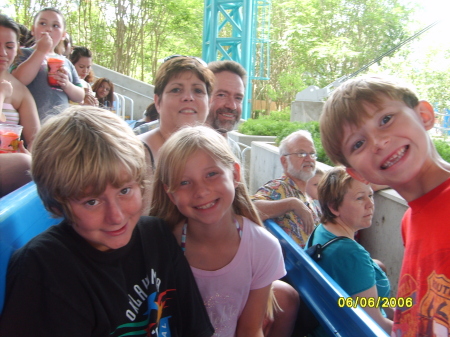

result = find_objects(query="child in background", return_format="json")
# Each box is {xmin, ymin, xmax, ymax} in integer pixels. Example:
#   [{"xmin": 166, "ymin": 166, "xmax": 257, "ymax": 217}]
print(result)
[
  {"xmin": 69, "ymin": 46, "xmax": 97, "ymax": 106},
  {"xmin": 151, "ymin": 126, "xmax": 295, "ymax": 337},
  {"xmin": 0, "ymin": 106, "xmax": 214, "ymax": 337},
  {"xmin": 319, "ymin": 74, "xmax": 450, "ymax": 336},
  {"xmin": 57, "ymin": 32, "xmax": 72, "ymax": 58},
  {"xmin": 92, "ymin": 77, "xmax": 115, "ymax": 110},
  {"xmin": 306, "ymin": 166, "xmax": 325, "ymax": 216},
  {"xmin": 11, "ymin": 7, "xmax": 84, "ymax": 120}
]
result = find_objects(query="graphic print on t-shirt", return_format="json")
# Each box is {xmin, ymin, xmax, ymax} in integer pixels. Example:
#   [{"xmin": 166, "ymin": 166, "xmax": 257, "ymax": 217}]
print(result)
[
  {"xmin": 110, "ymin": 269, "xmax": 176, "ymax": 337},
  {"xmin": 112, "ymin": 289, "xmax": 175, "ymax": 337},
  {"xmin": 418, "ymin": 272, "xmax": 450, "ymax": 337},
  {"xmin": 393, "ymin": 272, "xmax": 450, "ymax": 337}
]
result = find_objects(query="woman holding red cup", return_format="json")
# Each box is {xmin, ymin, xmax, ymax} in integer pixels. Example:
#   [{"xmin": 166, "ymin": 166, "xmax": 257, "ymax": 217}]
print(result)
[{"xmin": 0, "ymin": 14, "xmax": 40, "ymax": 196}]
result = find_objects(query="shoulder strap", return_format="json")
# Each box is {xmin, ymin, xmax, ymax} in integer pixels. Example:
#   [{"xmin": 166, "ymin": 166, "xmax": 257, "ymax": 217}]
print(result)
[
  {"xmin": 306, "ymin": 226, "xmax": 351, "ymax": 260},
  {"xmin": 321, "ymin": 236, "xmax": 348, "ymax": 249},
  {"xmin": 141, "ymin": 141, "xmax": 155, "ymax": 170},
  {"xmin": 306, "ymin": 226, "xmax": 318, "ymax": 249}
]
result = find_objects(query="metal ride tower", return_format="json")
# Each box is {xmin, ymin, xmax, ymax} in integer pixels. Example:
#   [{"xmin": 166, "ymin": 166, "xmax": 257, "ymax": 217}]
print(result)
[{"xmin": 202, "ymin": 0, "xmax": 271, "ymax": 119}]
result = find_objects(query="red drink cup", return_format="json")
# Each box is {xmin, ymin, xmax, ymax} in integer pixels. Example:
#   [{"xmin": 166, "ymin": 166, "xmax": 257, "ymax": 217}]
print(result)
[
  {"xmin": 47, "ymin": 57, "xmax": 65, "ymax": 88},
  {"xmin": 0, "ymin": 124, "xmax": 23, "ymax": 153}
]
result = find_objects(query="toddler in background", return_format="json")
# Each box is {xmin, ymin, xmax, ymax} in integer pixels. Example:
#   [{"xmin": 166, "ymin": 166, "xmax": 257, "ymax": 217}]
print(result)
[
  {"xmin": 306, "ymin": 166, "xmax": 325, "ymax": 216},
  {"xmin": 11, "ymin": 7, "xmax": 84, "ymax": 120}
]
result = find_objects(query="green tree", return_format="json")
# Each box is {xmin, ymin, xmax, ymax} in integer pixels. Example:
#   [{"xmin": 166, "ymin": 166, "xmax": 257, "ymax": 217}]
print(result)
[
  {"xmin": 253, "ymin": 0, "xmax": 414, "ymax": 110},
  {"xmin": 371, "ymin": 38, "xmax": 450, "ymax": 110},
  {"xmin": 2, "ymin": 0, "xmax": 416, "ymax": 95},
  {"xmin": 5, "ymin": 0, "xmax": 204, "ymax": 83}
]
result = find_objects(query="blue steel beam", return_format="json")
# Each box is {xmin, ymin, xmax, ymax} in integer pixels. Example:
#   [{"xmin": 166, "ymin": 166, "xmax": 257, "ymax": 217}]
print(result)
[{"xmin": 202, "ymin": 0, "xmax": 271, "ymax": 119}]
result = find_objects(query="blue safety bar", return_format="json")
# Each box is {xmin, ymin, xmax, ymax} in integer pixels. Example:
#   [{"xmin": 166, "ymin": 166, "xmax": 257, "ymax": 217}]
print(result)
[
  {"xmin": 264, "ymin": 219, "xmax": 389, "ymax": 337},
  {"xmin": 0, "ymin": 182, "xmax": 62, "ymax": 314},
  {"xmin": 0, "ymin": 183, "xmax": 389, "ymax": 335}
]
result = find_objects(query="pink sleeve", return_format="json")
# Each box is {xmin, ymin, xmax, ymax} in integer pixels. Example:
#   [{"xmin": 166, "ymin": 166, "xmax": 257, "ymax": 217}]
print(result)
[{"xmin": 245, "ymin": 218, "xmax": 286, "ymax": 290}]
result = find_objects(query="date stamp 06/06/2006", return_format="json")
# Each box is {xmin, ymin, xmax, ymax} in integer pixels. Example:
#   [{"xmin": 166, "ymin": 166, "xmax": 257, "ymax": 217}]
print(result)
[{"xmin": 338, "ymin": 297, "xmax": 413, "ymax": 309}]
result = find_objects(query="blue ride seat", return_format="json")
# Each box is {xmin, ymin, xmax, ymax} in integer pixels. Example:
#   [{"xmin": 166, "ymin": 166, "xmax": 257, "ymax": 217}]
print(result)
[
  {"xmin": 264, "ymin": 219, "xmax": 389, "ymax": 337},
  {"xmin": 0, "ymin": 182, "xmax": 62, "ymax": 314}
]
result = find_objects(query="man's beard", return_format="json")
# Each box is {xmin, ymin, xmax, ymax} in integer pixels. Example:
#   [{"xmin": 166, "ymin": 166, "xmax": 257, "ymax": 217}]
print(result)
[
  {"xmin": 211, "ymin": 108, "xmax": 238, "ymax": 132},
  {"xmin": 287, "ymin": 159, "xmax": 316, "ymax": 182}
]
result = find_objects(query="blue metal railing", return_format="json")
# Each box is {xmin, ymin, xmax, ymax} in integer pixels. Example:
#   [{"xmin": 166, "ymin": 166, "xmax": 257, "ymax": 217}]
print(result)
[
  {"xmin": 264, "ymin": 219, "xmax": 388, "ymax": 337},
  {"xmin": 0, "ymin": 183, "xmax": 388, "ymax": 335}
]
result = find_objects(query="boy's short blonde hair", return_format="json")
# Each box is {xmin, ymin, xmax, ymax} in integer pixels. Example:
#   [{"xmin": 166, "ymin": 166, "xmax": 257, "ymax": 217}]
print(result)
[
  {"xmin": 320, "ymin": 75, "xmax": 419, "ymax": 167},
  {"xmin": 150, "ymin": 125, "xmax": 261, "ymax": 228},
  {"xmin": 31, "ymin": 106, "xmax": 146, "ymax": 223}
]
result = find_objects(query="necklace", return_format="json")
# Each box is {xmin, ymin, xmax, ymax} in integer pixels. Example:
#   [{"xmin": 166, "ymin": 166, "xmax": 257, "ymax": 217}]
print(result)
[
  {"xmin": 335, "ymin": 222, "xmax": 355, "ymax": 239},
  {"xmin": 181, "ymin": 218, "xmax": 242, "ymax": 252},
  {"xmin": 158, "ymin": 129, "xmax": 168, "ymax": 143}
]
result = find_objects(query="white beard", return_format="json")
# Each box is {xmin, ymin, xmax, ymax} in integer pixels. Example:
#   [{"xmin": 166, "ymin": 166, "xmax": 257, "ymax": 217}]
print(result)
[{"xmin": 286, "ymin": 158, "xmax": 315, "ymax": 182}]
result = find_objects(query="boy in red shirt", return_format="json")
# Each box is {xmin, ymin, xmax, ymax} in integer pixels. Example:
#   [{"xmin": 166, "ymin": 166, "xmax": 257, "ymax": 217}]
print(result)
[{"xmin": 320, "ymin": 75, "xmax": 450, "ymax": 336}]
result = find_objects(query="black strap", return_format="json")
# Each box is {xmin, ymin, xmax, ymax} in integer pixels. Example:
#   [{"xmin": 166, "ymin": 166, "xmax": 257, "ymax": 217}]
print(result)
[
  {"xmin": 142, "ymin": 141, "xmax": 155, "ymax": 171},
  {"xmin": 306, "ymin": 226, "xmax": 349, "ymax": 261}
]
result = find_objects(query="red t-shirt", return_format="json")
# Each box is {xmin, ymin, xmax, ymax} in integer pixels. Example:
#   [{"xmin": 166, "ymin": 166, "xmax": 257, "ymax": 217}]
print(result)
[{"xmin": 393, "ymin": 178, "xmax": 450, "ymax": 337}]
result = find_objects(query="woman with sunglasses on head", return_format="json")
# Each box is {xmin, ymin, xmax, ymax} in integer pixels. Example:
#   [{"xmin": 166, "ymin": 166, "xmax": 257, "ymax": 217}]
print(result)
[
  {"xmin": 142, "ymin": 56, "xmax": 299, "ymax": 337},
  {"xmin": 139, "ymin": 55, "xmax": 214, "ymax": 216}
]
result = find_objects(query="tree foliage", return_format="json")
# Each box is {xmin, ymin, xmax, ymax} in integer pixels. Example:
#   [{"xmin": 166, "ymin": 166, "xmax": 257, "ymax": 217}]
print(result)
[
  {"xmin": 2, "ymin": 0, "xmax": 417, "ymax": 105},
  {"xmin": 6, "ymin": 0, "xmax": 203, "ymax": 83},
  {"xmin": 253, "ymin": 0, "xmax": 413, "ymax": 111},
  {"xmin": 371, "ymin": 38, "xmax": 450, "ymax": 110}
]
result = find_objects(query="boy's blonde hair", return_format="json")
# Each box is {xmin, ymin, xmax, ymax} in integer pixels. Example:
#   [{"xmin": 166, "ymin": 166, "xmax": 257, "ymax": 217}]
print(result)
[
  {"xmin": 320, "ymin": 75, "xmax": 419, "ymax": 167},
  {"xmin": 150, "ymin": 125, "xmax": 262, "ymax": 228},
  {"xmin": 31, "ymin": 106, "xmax": 146, "ymax": 223}
]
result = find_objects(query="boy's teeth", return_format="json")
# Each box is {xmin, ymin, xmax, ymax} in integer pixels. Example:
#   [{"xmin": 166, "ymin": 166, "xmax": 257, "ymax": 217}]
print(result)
[
  {"xmin": 381, "ymin": 146, "xmax": 407, "ymax": 169},
  {"xmin": 196, "ymin": 201, "xmax": 216, "ymax": 209}
]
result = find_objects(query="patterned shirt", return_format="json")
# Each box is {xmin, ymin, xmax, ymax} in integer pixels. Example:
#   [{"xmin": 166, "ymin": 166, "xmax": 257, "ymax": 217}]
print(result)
[{"xmin": 252, "ymin": 175, "xmax": 320, "ymax": 248}]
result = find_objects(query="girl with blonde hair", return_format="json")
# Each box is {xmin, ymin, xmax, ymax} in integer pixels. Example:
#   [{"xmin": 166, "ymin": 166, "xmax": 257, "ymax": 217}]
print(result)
[{"xmin": 151, "ymin": 125, "xmax": 288, "ymax": 337}]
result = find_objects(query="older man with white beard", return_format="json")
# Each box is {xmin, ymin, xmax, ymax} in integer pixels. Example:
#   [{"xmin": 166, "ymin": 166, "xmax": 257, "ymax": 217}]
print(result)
[{"xmin": 252, "ymin": 130, "xmax": 320, "ymax": 248}]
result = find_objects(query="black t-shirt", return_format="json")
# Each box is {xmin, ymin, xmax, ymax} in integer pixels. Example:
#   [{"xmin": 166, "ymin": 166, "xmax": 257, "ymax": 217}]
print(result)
[{"xmin": 0, "ymin": 216, "xmax": 213, "ymax": 337}]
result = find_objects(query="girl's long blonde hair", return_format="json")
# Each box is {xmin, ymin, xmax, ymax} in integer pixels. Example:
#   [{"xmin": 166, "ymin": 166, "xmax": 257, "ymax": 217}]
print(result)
[
  {"xmin": 149, "ymin": 125, "xmax": 280, "ymax": 319},
  {"xmin": 150, "ymin": 125, "xmax": 261, "ymax": 228}
]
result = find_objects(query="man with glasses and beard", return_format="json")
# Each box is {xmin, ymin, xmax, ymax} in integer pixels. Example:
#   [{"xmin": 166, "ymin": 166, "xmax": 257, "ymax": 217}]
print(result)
[{"xmin": 252, "ymin": 130, "xmax": 320, "ymax": 248}]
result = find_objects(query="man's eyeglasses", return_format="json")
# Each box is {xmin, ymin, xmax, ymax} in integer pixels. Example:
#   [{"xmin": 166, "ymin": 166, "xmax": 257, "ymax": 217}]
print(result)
[
  {"xmin": 163, "ymin": 54, "xmax": 207, "ymax": 66},
  {"xmin": 283, "ymin": 152, "xmax": 317, "ymax": 159}
]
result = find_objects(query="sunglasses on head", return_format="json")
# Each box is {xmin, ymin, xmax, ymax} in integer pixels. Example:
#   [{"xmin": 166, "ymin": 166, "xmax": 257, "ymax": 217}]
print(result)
[{"xmin": 163, "ymin": 54, "xmax": 208, "ymax": 67}]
